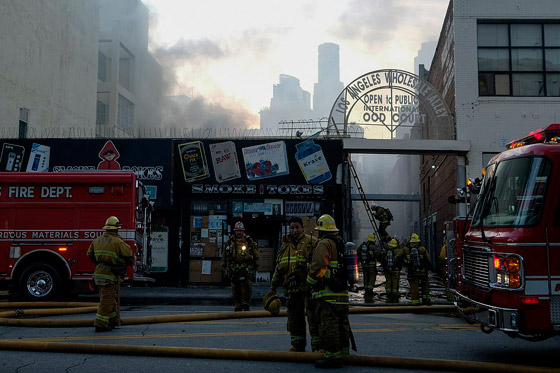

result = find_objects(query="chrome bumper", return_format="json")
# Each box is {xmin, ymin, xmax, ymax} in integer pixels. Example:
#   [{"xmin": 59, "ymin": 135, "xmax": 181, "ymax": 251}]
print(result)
[{"xmin": 453, "ymin": 291, "xmax": 520, "ymax": 332}]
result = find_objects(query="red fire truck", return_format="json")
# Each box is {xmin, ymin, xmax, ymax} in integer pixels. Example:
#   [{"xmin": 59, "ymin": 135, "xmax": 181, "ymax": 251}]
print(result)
[
  {"xmin": 449, "ymin": 123, "xmax": 560, "ymax": 341},
  {"xmin": 0, "ymin": 172, "xmax": 152, "ymax": 300}
]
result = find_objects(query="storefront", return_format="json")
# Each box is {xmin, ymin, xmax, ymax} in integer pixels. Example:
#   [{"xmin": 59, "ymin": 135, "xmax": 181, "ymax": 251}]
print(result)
[
  {"xmin": 173, "ymin": 138, "xmax": 345, "ymax": 285},
  {"xmin": 0, "ymin": 137, "xmax": 345, "ymax": 285}
]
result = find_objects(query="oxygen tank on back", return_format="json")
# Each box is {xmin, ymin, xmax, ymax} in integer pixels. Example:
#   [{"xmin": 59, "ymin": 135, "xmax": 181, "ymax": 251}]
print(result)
[{"xmin": 344, "ymin": 242, "xmax": 359, "ymax": 285}]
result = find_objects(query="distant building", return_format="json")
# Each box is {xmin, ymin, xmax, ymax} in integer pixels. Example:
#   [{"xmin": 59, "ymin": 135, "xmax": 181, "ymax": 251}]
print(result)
[
  {"xmin": 259, "ymin": 74, "xmax": 313, "ymax": 134},
  {"xmin": 0, "ymin": 1, "xmax": 98, "ymax": 138},
  {"xmin": 97, "ymin": 0, "xmax": 163, "ymax": 138},
  {"xmin": 313, "ymin": 43, "xmax": 345, "ymax": 119}
]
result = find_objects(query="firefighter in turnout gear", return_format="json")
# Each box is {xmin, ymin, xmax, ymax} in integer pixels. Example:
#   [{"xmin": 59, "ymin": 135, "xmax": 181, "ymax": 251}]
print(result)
[
  {"xmin": 382, "ymin": 238, "xmax": 403, "ymax": 303},
  {"xmin": 358, "ymin": 234, "xmax": 379, "ymax": 297},
  {"xmin": 399, "ymin": 233, "xmax": 431, "ymax": 306},
  {"xmin": 307, "ymin": 214, "xmax": 351, "ymax": 369},
  {"xmin": 271, "ymin": 217, "xmax": 320, "ymax": 352},
  {"xmin": 87, "ymin": 216, "xmax": 132, "ymax": 332},
  {"xmin": 221, "ymin": 221, "xmax": 258, "ymax": 311},
  {"xmin": 370, "ymin": 204, "xmax": 393, "ymax": 242}
]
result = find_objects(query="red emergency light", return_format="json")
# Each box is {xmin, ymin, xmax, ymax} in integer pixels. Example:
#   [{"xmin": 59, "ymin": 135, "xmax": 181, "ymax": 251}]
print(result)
[{"xmin": 507, "ymin": 123, "xmax": 560, "ymax": 149}]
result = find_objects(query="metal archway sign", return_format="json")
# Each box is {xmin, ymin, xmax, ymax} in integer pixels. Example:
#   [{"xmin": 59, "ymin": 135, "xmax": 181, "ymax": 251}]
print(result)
[{"xmin": 328, "ymin": 69, "xmax": 454, "ymax": 139}]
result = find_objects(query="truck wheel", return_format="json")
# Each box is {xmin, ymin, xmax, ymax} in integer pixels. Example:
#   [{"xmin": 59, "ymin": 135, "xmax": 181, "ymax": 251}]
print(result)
[{"xmin": 19, "ymin": 263, "xmax": 61, "ymax": 301}]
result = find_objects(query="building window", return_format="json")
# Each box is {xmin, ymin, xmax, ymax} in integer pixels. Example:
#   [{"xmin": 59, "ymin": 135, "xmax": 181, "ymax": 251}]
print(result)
[
  {"xmin": 96, "ymin": 92, "xmax": 109, "ymax": 125},
  {"xmin": 19, "ymin": 108, "xmax": 29, "ymax": 139},
  {"xmin": 98, "ymin": 52, "xmax": 108, "ymax": 82},
  {"xmin": 478, "ymin": 22, "xmax": 560, "ymax": 97},
  {"xmin": 118, "ymin": 94, "xmax": 134, "ymax": 134}
]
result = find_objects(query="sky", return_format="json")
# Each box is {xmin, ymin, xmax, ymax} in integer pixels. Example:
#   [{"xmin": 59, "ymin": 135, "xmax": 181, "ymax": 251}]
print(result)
[{"xmin": 143, "ymin": 0, "xmax": 450, "ymax": 129}]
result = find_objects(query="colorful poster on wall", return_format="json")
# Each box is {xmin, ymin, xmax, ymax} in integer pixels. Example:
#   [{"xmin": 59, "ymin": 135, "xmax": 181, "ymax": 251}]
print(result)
[
  {"xmin": 295, "ymin": 139, "xmax": 332, "ymax": 184},
  {"xmin": 242, "ymin": 141, "xmax": 289, "ymax": 180},
  {"xmin": 25, "ymin": 143, "xmax": 50, "ymax": 172},
  {"xmin": 178, "ymin": 141, "xmax": 210, "ymax": 183},
  {"xmin": 0, "ymin": 143, "xmax": 25, "ymax": 172},
  {"xmin": 209, "ymin": 141, "xmax": 241, "ymax": 182}
]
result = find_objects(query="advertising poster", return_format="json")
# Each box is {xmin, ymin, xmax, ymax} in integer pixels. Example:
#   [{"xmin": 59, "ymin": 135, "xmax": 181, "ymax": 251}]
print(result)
[
  {"xmin": 295, "ymin": 139, "xmax": 332, "ymax": 184},
  {"xmin": 209, "ymin": 141, "xmax": 241, "ymax": 182},
  {"xmin": 242, "ymin": 141, "xmax": 289, "ymax": 180},
  {"xmin": 150, "ymin": 230, "xmax": 168, "ymax": 273},
  {"xmin": 178, "ymin": 141, "xmax": 210, "ymax": 183},
  {"xmin": 25, "ymin": 143, "xmax": 50, "ymax": 172},
  {"xmin": 0, "ymin": 143, "xmax": 25, "ymax": 172}
]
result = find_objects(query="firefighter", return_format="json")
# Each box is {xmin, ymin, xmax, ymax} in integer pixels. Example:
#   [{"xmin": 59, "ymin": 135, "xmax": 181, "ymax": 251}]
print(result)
[
  {"xmin": 221, "ymin": 221, "xmax": 258, "ymax": 311},
  {"xmin": 307, "ymin": 214, "xmax": 351, "ymax": 369},
  {"xmin": 270, "ymin": 217, "xmax": 320, "ymax": 352},
  {"xmin": 370, "ymin": 204, "xmax": 393, "ymax": 242},
  {"xmin": 382, "ymin": 238, "xmax": 403, "ymax": 303},
  {"xmin": 357, "ymin": 233, "xmax": 379, "ymax": 297},
  {"xmin": 400, "ymin": 233, "xmax": 431, "ymax": 306},
  {"xmin": 87, "ymin": 216, "xmax": 132, "ymax": 332}
]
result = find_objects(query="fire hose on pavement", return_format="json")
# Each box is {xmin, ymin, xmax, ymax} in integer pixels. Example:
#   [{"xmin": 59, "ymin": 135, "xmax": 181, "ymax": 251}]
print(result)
[{"xmin": 0, "ymin": 303, "xmax": 556, "ymax": 373}]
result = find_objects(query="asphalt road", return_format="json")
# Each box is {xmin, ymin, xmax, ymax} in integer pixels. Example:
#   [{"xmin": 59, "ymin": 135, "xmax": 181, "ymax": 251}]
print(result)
[{"xmin": 0, "ymin": 304, "xmax": 558, "ymax": 373}]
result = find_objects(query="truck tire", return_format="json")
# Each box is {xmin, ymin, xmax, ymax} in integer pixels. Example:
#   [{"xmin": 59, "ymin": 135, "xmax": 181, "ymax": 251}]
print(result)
[{"xmin": 18, "ymin": 263, "xmax": 62, "ymax": 301}]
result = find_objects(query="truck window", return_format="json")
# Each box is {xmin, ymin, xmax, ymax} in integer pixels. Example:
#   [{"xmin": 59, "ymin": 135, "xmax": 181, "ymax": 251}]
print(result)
[{"xmin": 473, "ymin": 156, "xmax": 551, "ymax": 227}]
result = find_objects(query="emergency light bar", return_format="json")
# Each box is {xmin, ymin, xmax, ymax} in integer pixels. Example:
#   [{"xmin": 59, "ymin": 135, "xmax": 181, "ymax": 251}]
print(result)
[{"xmin": 506, "ymin": 123, "xmax": 560, "ymax": 149}]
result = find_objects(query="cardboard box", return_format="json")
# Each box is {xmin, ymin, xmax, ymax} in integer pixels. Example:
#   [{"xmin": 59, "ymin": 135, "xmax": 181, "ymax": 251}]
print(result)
[
  {"xmin": 258, "ymin": 247, "xmax": 275, "ymax": 272},
  {"xmin": 203, "ymin": 241, "xmax": 219, "ymax": 258},
  {"xmin": 189, "ymin": 259, "xmax": 222, "ymax": 283}
]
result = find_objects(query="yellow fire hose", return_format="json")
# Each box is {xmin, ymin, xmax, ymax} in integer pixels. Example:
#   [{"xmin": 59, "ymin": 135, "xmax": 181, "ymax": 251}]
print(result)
[
  {"xmin": 0, "ymin": 304, "xmax": 456, "ymax": 327},
  {"xmin": 0, "ymin": 303, "xmax": 555, "ymax": 372},
  {"xmin": 0, "ymin": 340, "xmax": 556, "ymax": 373}
]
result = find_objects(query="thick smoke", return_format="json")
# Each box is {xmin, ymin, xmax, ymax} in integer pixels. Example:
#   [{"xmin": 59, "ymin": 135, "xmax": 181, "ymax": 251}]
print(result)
[{"xmin": 162, "ymin": 96, "xmax": 257, "ymax": 130}]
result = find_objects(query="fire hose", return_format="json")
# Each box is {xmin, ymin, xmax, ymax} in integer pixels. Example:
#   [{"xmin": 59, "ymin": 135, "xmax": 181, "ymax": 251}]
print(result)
[{"xmin": 0, "ymin": 303, "xmax": 556, "ymax": 372}]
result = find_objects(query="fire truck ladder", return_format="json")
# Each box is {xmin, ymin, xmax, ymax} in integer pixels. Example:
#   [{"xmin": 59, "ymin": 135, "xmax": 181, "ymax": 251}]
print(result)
[{"xmin": 347, "ymin": 157, "xmax": 388, "ymax": 252}]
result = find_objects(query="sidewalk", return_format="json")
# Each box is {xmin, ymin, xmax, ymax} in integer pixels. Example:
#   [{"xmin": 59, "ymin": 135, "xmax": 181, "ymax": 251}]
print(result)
[{"xmin": 75, "ymin": 272, "xmax": 453, "ymax": 308}]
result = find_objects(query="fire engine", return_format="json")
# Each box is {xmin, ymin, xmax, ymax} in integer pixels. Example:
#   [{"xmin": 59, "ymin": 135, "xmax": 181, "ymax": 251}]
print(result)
[
  {"xmin": 448, "ymin": 123, "xmax": 560, "ymax": 341},
  {"xmin": 0, "ymin": 172, "xmax": 153, "ymax": 300}
]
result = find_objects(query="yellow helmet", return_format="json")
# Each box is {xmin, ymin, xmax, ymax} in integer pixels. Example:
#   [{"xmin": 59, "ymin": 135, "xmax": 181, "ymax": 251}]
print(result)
[
  {"xmin": 315, "ymin": 214, "xmax": 339, "ymax": 232},
  {"xmin": 263, "ymin": 290, "xmax": 281, "ymax": 315},
  {"xmin": 410, "ymin": 233, "xmax": 421, "ymax": 244},
  {"xmin": 388, "ymin": 238, "xmax": 398, "ymax": 248},
  {"xmin": 368, "ymin": 233, "xmax": 376, "ymax": 242},
  {"xmin": 103, "ymin": 216, "xmax": 121, "ymax": 230}
]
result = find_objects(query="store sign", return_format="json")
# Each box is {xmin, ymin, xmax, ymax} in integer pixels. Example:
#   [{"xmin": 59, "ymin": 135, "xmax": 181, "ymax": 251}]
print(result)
[
  {"xmin": 285, "ymin": 201, "xmax": 315, "ymax": 216},
  {"xmin": 329, "ymin": 69, "xmax": 453, "ymax": 139},
  {"xmin": 191, "ymin": 184, "xmax": 324, "ymax": 195}
]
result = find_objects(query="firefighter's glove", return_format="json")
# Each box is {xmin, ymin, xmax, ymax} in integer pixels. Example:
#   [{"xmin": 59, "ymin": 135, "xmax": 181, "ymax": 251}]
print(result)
[{"xmin": 287, "ymin": 274, "xmax": 300, "ymax": 293}]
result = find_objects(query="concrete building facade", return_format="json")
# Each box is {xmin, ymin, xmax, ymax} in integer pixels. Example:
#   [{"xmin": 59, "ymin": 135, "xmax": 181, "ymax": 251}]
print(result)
[
  {"xmin": 0, "ymin": 1, "xmax": 99, "ymax": 138},
  {"xmin": 97, "ymin": 0, "xmax": 163, "ymax": 138},
  {"xmin": 422, "ymin": 0, "xmax": 560, "ymax": 252}
]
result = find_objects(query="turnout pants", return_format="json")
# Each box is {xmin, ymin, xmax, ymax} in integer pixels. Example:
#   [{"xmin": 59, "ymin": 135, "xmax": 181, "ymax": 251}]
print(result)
[
  {"xmin": 95, "ymin": 281, "xmax": 119, "ymax": 329},
  {"xmin": 316, "ymin": 300, "xmax": 350, "ymax": 360},
  {"xmin": 385, "ymin": 270, "xmax": 401, "ymax": 302},
  {"xmin": 408, "ymin": 274, "xmax": 430, "ymax": 305},
  {"xmin": 362, "ymin": 263, "xmax": 377, "ymax": 293},
  {"xmin": 286, "ymin": 292, "xmax": 322, "ymax": 351},
  {"xmin": 232, "ymin": 276, "xmax": 252, "ymax": 309}
]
